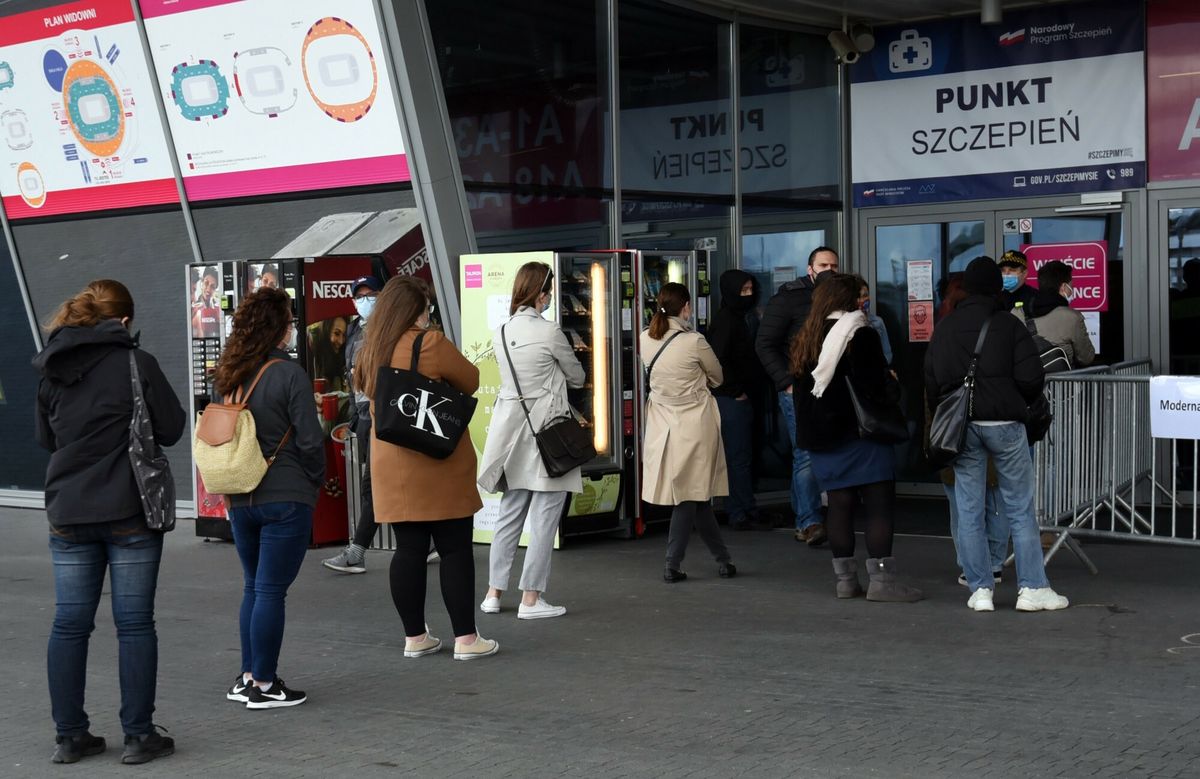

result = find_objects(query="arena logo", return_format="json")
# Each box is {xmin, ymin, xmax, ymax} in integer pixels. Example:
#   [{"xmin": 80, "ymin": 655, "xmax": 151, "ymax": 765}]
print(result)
[{"xmin": 311, "ymin": 280, "xmax": 356, "ymax": 299}]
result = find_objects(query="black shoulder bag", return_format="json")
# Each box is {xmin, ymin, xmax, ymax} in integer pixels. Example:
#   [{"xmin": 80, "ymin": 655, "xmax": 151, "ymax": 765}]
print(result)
[
  {"xmin": 128, "ymin": 352, "xmax": 176, "ymax": 531},
  {"xmin": 500, "ymin": 323, "xmax": 595, "ymax": 478},
  {"xmin": 374, "ymin": 331, "xmax": 477, "ymax": 459},
  {"xmin": 927, "ymin": 316, "xmax": 992, "ymax": 468}
]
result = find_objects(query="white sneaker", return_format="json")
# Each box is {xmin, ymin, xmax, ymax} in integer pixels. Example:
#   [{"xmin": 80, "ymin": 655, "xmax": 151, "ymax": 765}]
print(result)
[
  {"xmin": 517, "ymin": 598, "xmax": 566, "ymax": 620},
  {"xmin": 957, "ymin": 571, "xmax": 1002, "ymax": 587},
  {"xmin": 1016, "ymin": 587, "xmax": 1069, "ymax": 612},
  {"xmin": 967, "ymin": 588, "xmax": 995, "ymax": 612},
  {"xmin": 479, "ymin": 596, "xmax": 501, "ymax": 614}
]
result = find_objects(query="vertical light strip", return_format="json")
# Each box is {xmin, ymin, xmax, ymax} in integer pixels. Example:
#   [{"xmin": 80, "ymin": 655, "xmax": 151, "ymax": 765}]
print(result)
[
  {"xmin": 590, "ymin": 262, "xmax": 610, "ymax": 454},
  {"xmin": 668, "ymin": 259, "xmax": 683, "ymax": 285}
]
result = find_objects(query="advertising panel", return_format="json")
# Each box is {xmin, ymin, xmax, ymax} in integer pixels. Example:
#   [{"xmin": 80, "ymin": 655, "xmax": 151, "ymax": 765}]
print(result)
[
  {"xmin": 1019, "ymin": 240, "xmax": 1108, "ymax": 312},
  {"xmin": 851, "ymin": 0, "xmax": 1145, "ymax": 207},
  {"xmin": 139, "ymin": 0, "xmax": 409, "ymax": 200},
  {"xmin": 1147, "ymin": 0, "xmax": 1200, "ymax": 182},
  {"xmin": 0, "ymin": 0, "xmax": 179, "ymax": 219}
]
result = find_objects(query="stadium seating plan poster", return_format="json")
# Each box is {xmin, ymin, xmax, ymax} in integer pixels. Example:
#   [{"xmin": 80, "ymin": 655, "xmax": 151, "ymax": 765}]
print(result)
[
  {"xmin": 0, "ymin": 0, "xmax": 179, "ymax": 219},
  {"xmin": 140, "ymin": 0, "xmax": 410, "ymax": 200}
]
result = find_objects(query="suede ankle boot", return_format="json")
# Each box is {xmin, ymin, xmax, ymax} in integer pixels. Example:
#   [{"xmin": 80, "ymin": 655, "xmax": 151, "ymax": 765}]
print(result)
[
  {"xmin": 865, "ymin": 557, "xmax": 924, "ymax": 603},
  {"xmin": 831, "ymin": 557, "xmax": 864, "ymax": 598}
]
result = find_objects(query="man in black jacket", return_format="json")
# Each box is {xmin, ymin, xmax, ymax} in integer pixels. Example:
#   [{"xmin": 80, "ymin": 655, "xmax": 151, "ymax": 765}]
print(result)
[
  {"xmin": 999, "ymin": 249, "xmax": 1036, "ymax": 313},
  {"xmin": 707, "ymin": 269, "xmax": 770, "ymax": 531},
  {"xmin": 755, "ymin": 246, "xmax": 839, "ymax": 544},
  {"xmin": 924, "ymin": 257, "xmax": 1069, "ymax": 614}
]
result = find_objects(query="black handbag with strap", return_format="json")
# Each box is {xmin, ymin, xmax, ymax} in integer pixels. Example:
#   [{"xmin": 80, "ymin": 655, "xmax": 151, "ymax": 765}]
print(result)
[
  {"xmin": 373, "ymin": 331, "xmax": 477, "ymax": 459},
  {"xmin": 500, "ymin": 323, "xmax": 595, "ymax": 478},
  {"xmin": 127, "ymin": 352, "xmax": 176, "ymax": 531},
  {"xmin": 927, "ymin": 316, "xmax": 993, "ymax": 468},
  {"xmin": 845, "ymin": 372, "xmax": 909, "ymax": 444}
]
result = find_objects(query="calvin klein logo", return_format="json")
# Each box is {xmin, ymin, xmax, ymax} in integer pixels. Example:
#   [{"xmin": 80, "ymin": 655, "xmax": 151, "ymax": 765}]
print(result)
[{"xmin": 390, "ymin": 389, "xmax": 453, "ymax": 438}]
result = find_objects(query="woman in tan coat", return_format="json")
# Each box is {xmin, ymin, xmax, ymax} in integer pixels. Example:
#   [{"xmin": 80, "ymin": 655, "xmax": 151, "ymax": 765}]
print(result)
[
  {"xmin": 355, "ymin": 277, "xmax": 496, "ymax": 661},
  {"xmin": 640, "ymin": 282, "xmax": 734, "ymax": 583}
]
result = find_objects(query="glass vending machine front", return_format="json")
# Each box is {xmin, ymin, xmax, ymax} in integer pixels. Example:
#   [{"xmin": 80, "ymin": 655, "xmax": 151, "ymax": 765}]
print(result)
[
  {"xmin": 640, "ymin": 252, "xmax": 690, "ymax": 330},
  {"xmin": 555, "ymin": 254, "xmax": 620, "ymax": 469}
]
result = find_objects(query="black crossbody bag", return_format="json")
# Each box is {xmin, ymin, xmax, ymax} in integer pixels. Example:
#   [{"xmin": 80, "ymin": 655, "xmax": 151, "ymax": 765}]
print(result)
[
  {"xmin": 643, "ymin": 330, "xmax": 683, "ymax": 397},
  {"xmin": 374, "ymin": 331, "xmax": 477, "ymax": 459},
  {"xmin": 500, "ymin": 323, "xmax": 595, "ymax": 478}
]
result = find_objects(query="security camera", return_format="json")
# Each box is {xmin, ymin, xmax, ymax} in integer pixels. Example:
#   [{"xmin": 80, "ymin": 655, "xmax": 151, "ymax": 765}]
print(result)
[
  {"xmin": 828, "ymin": 31, "xmax": 859, "ymax": 64},
  {"xmin": 850, "ymin": 23, "xmax": 875, "ymax": 53}
]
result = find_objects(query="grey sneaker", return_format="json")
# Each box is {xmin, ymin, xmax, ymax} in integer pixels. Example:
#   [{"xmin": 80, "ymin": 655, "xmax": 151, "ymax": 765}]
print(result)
[{"xmin": 322, "ymin": 547, "xmax": 366, "ymax": 574}]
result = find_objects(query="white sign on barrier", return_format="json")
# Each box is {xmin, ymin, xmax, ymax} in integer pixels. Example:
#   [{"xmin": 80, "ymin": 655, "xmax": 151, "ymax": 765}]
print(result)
[{"xmin": 1149, "ymin": 376, "xmax": 1200, "ymax": 440}]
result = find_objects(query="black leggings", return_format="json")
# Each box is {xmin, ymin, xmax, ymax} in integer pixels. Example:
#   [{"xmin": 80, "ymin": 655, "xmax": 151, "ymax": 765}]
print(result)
[
  {"xmin": 826, "ymin": 480, "xmax": 895, "ymax": 559},
  {"xmin": 389, "ymin": 517, "xmax": 475, "ymax": 639}
]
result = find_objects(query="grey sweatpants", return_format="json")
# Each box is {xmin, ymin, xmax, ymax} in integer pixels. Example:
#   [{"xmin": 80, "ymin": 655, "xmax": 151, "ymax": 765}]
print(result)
[
  {"xmin": 665, "ymin": 500, "xmax": 731, "ymax": 569},
  {"xmin": 488, "ymin": 488, "xmax": 569, "ymax": 593}
]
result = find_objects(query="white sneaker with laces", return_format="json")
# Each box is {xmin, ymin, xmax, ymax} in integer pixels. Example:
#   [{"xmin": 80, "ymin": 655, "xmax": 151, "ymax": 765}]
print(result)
[
  {"xmin": 517, "ymin": 598, "xmax": 566, "ymax": 620},
  {"xmin": 1016, "ymin": 587, "xmax": 1069, "ymax": 611},
  {"xmin": 479, "ymin": 596, "xmax": 501, "ymax": 614},
  {"xmin": 967, "ymin": 588, "xmax": 995, "ymax": 612}
]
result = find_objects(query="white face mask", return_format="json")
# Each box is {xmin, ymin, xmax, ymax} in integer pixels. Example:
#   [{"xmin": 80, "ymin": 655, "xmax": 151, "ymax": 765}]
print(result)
[
  {"xmin": 281, "ymin": 324, "xmax": 297, "ymax": 351},
  {"xmin": 353, "ymin": 296, "xmax": 376, "ymax": 321}
]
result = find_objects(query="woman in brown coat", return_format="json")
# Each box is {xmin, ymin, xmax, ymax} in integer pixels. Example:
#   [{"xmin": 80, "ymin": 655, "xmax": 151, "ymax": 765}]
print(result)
[{"xmin": 355, "ymin": 277, "xmax": 496, "ymax": 661}]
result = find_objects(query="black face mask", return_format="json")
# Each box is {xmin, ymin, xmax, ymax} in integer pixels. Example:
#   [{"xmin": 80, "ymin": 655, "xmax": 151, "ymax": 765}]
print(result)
[{"xmin": 726, "ymin": 294, "xmax": 755, "ymax": 313}]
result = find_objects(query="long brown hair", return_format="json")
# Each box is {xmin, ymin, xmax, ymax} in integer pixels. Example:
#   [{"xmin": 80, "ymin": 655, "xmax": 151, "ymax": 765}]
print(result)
[
  {"xmin": 46, "ymin": 279, "xmax": 134, "ymax": 331},
  {"xmin": 509, "ymin": 261, "xmax": 552, "ymax": 315},
  {"xmin": 648, "ymin": 282, "xmax": 690, "ymax": 339},
  {"xmin": 213, "ymin": 287, "xmax": 292, "ymax": 396},
  {"xmin": 789, "ymin": 274, "xmax": 859, "ymax": 375},
  {"xmin": 354, "ymin": 275, "xmax": 431, "ymax": 398}
]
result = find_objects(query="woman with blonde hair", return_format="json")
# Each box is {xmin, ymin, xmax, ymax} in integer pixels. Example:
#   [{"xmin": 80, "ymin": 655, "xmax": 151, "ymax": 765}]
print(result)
[
  {"xmin": 640, "ymin": 282, "xmax": 735, "ymax": 582},
  {"xmin": 355, "ymin": 276, "xmax": 497, "ymax": 660},
  {"xmin": 34, "ymin": 280, "xmax": 185, "ymax": 764},
  {"xmin": 214, "ymin": 287, "xmax": 325, "ymax": 710},
  {"xmin": 478, "ymin": 261, "xmax": 585, "ymax": 619},
  {"xmin": 790, "ymin": 274, "xmax": 922, "ymax": 602}
]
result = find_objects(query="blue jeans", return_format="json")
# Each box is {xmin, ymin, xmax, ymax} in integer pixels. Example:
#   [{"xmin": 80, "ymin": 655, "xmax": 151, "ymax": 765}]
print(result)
[
  {"xmin": 777, "ymin": 390, "xmax": 822, "ymax": 530},
  {"xmin": 229, "ymin": 502, "xmax": 313, "ymax": 682},
  {"xmin": 953, "ymin": 423, "xmax": 1050, "ymax": 592},
  {"xmin": 944, "ymin": 482, "xmax": 1010, "ymax": 572},
  {"xmin": 48, "ymin": 525, "xmax": 163, "ymax": 737},
  {"xmin": 716, "ymin": 395, "xmax": 756, "ymax": 524}
]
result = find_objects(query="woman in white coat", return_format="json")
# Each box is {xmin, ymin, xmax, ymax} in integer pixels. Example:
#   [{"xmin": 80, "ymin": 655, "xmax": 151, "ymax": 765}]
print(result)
[
  {"xmin": 477, "ymin": 262, "xmax": 586, "ymax": 619},
  {"xmin": 641, "ymin": 282, "xmax": 735, "ymax": 583}
]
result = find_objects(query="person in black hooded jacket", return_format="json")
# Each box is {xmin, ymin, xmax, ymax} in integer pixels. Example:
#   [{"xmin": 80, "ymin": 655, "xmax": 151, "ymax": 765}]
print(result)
[
  {"xmin": 33, "ymin": 280, "xmax": 185, "ymax": 766},
  {"xmin": 706, "ymin": 269, "xmax": 769, "ymax": 530},
  {"xmin": 924, "ymin": 257, "xmax": 1069, "ymax": 615}
]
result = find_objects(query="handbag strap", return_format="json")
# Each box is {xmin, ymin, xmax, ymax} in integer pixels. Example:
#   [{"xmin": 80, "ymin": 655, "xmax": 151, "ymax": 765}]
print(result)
[
  {"xmin": 128, "ymin": 351, "xmax": 148, "ymax": 435},
  {"xmin": 499, "ymin": 322, "xmax": 539, "ymax": 440},
  {"xmin": 965, "ymin": 315, "xmax": 993, "ymax": 416},
  {"xmin": 645, "ymin": 330, "xmax": 684, "ymax": 387},
  {"xmin": 409, "ymin": 330, "xmax": 427, "ymax": 372}
]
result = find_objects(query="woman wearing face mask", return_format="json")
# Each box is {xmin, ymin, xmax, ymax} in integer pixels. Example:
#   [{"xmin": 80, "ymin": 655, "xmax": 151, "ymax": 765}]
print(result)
[
  {"xmin": 34, "ymin": 280, "xmax": 186, "ymax": 764},
  {"xmin": 214, "ymin": 287, "xmax": 326, "ymax": 710},
  {"xmin": 478, "ymin": 262, "xmax": 586, "ymax": 618},
  {"xmin": 705, "ymin": 270, "xmax": 770, "ymax": 531},
  {"xmin": 357, "ymin": 276, "xmax": 497, "ymax": 659},
  {"xmin": 854, "ymin": 275, "xmax": 894, "ymax": 366},
  {"xmin": 1027, "ymin": 260, "xmax": 1094, "ymax": 368},
  {"xmin": 642, "ymin": 282, "xmax": 735, "ymax": 582}
]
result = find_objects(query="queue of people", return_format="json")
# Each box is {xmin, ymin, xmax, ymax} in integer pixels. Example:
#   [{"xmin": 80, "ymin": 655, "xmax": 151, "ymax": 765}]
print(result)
[{"xmin": 33, "ymin": 250, "xmax": 1073, "ymax": 764}]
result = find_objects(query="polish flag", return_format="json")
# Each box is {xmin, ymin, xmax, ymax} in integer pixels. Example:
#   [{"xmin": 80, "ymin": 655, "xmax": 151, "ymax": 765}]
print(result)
[{"xmin": 999, "ymin": 29, "xmax": 1026, "ymax": 46}]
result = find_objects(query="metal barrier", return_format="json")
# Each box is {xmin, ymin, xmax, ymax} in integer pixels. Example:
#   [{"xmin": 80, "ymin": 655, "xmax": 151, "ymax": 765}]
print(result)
[
  {"xmin": 343, "ymin": 430, "xmax": 397, "ymax": 552},
  {"xmin": 1034, "ymin": 360, "xmax": 1199, "ymax": 572}
]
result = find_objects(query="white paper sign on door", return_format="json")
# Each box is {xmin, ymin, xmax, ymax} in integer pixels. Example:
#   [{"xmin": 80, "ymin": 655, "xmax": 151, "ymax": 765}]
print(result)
[{"xmin": 1150, "ymin": 376, "xmax": 1200, "ymax": 440}]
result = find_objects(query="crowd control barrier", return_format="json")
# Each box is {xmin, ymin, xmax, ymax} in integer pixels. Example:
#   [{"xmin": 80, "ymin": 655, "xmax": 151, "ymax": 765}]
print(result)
[
  {"xmin": 343, "ymin": 430, "xmax": 398, "ymax": 552},
  {"xmin": 1033, "ymin": 360, "xmax": 1199, "ymax": 573}
]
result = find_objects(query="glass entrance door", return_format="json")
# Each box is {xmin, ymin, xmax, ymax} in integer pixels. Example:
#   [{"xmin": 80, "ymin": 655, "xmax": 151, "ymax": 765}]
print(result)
[{"xmin": 1165, "ymin": 205, "xmax": 1200, "ymax": 374}]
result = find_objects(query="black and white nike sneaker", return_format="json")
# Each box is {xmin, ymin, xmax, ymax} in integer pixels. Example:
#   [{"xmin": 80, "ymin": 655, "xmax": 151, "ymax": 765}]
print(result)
[
  {"xmin": 245, "ymin": 678, "xmax": 307, "ymax": 709},
  {"xmin": 226, "ymin": 675, "xmax": 251, "ymax": 703}
]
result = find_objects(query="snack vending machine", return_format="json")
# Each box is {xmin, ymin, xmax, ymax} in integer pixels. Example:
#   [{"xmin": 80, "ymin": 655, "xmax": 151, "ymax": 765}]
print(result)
[
  {"xmin": 460, "ymin": 251, "xmax": 640, "ymax": 540},
  {"xmin": 190, "ymin": 256, "xmax": 372, "ymax": 545}
]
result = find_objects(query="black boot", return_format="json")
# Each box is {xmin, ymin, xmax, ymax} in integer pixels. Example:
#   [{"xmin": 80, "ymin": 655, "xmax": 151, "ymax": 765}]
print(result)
[
  {"xmin": 663, "ymin": 567, "xmax": 687, "ymax": 583},
  {"xmin": 51, "ymin": 733, "xmax": 106, "ymax": 764},
  {"xmin": 121, "ymin": 727, "xmax": 175, "ymax": 765}
]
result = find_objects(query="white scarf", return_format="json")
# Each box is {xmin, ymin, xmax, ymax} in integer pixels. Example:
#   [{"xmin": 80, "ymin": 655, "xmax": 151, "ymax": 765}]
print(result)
[{"xmin": 810, "ymin": 310, "xmax": 867, "ymax": 398}]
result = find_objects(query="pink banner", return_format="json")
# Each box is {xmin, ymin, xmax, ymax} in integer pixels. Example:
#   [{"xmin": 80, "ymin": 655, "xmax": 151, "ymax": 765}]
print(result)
[
  {"xmin": 1021, "ymin": 241, "xmax": 1109, "ymax": 312},
  {"xmin": 2, "ymin": 178, "xmax": 178, "ymax": 219},
  {"xmin": 181, "ymin": 154, "xmax": 408, "ymax": 201},
  {"xmin": 136, "ymin": 0, "xmax": 242, "ymax": 19},
  {"xmin": 1147, "ymin": 0, "xmax": 1200, "ymax": 181}
]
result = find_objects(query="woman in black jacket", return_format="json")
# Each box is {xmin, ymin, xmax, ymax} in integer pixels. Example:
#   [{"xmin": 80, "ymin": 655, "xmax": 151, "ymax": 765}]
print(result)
[
  {"xmin": 34, "ymin": 280, "xmax": 185, "ymax": 765},
  {"xmin": 212, "ymin": 288, "xmax": 325, "ymax": 710},
  {"xmin": 706, "ymin": 269, "xmax": 770, "ymax": 531},
  {"xmin": 791, "ymin": 274, "xmax": 922, "ymax": 603}
]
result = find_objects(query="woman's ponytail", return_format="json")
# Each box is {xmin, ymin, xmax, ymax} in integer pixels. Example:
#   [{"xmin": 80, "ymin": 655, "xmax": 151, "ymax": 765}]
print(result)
[{"xmin": 647, "ymin": 282, "xmax": 690, "ymax": 340}]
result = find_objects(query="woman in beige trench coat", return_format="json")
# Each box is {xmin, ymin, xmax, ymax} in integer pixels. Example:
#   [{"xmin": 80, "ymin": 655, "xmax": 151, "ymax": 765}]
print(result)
[{"xmin": 640, "ymin": 282, "xmax": 735, "ymax": 583}]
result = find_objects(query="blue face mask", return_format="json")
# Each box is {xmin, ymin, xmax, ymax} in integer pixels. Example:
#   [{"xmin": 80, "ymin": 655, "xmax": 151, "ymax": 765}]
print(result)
[
  {"xmin": 1002, "ymin": 275, "xmax": 1020, "ymax": 292},
  {"xmin": 353, "ymin": 296, "xmax": 376, "ymax": 321},
  {"xmin": 861, "ymin": 300, "xmax": 871, "ymax": 315}
]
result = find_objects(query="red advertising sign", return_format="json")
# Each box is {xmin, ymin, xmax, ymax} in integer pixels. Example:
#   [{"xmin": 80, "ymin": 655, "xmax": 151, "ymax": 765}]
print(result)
[
  {"xmin": 1147, "ymin": 0, "xmax": 1200, "ymax": 181},
  {"xmin": 302, "ymin": 257, "xmax": 373, "ymax": 323},
  {"xmin": 1020, "ymin": 241, "xmax": 1108, "ymax": 312}
]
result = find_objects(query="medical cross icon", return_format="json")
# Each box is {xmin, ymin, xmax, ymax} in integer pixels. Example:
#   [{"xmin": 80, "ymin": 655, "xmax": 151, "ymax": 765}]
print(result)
[{"xmin": 902, "ymin": 45, "xmax": 919, "ymax": 64}]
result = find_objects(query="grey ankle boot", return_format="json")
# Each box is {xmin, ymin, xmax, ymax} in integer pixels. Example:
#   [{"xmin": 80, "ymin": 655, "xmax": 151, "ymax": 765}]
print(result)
[
  {"xmin": 831, "ymin": 557, "xmax": 864, "ymax": 598},
  {"xmin": 865, "ymin": 557, "xmax": 924, "ymax": 603}
]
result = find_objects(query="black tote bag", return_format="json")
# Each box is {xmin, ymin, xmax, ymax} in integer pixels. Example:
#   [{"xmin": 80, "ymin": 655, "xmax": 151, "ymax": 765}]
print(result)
[
  {"xmin": 128, "ymin": 352, "xmax": 176, "ymax": 531},
  {"xmin": 373, "ymin": 332, "xmax": 477, "ymax": 459},
  {"xmin": 927, "ymin": 317, "xmax": 992, "ymax": 468}
]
